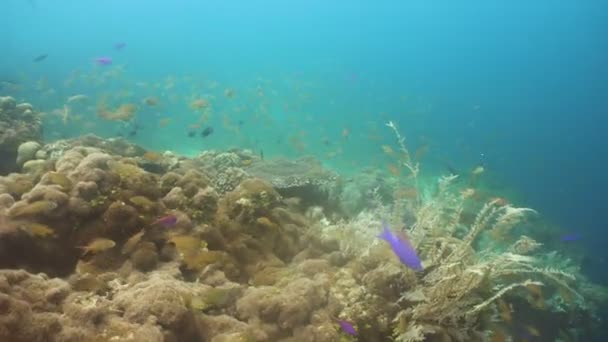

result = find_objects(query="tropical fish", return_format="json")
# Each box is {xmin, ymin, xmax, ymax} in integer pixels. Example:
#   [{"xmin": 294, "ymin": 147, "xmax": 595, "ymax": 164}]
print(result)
[
  {"xmin": 114, "ymin": 42, "xmax": 126, "ymax": 50},
  {"xmin": 381, "ymin": 145, "xmax": 394, "ymax": 154},
  {"xmin": 95, "ymin": 57, "xmax": 112, "ymax": 65},
  {"xmin": 142, "ymin": 96, "xmax": 159, "ymax": 106},
  {"xmin": 67, "ymin": 94, "xmax": 89, "ymax": 103},
  {"xmin": 20, "ymin": 222, "xmax": 56, "ymax": 238},
  {"xmin": 159, "ymin": 118, "xmax": 172, "ymax": 127},
  {"xmin": 121, "ymin": 229, "xmax": 144, "ymax": 255},
  {"xmin": 472, "ymin": 165, "xmax": 485, "ymax": 175},
  {"xmin": 224, "ymin": 88, "xmax": 235, "ymax": 98},
  {"xmin": 129, "ymin": 195, "xmax": 156, "ymax": 210},
  {"xmin": 377, "ymin": 221, "xmax": 423, "ymax": 271},
  {"xmin": 8, "ymin": 200, "xmax": 58, "ymax": 218},
  {"xmin": 152, "ymin": 214, "xmax": 178, "ymax": 227},
  {"xmin": 337, "ymin": 319, "xmax": 357, "ymax": 336},
  {"xmin": 190, "ymin": 98, "xmax": 209, "ymax": 110},
  {"xmin": 142, "ymin": 151, "xmax": 162, "ymax": 162},
  {"xmin": 560, "ymin": 232, "xmax": 581, "ymax": 242},
  {"xmin": 78, "ymin": 238, "xmax": 116, "ymax": 256},
  {"xmin": 341, "ymin": 128, "xmax": 350, "ymax": 139},
  {"xmin": 33, "ymin": 54, "xmax": 48, "ymax": 62}
]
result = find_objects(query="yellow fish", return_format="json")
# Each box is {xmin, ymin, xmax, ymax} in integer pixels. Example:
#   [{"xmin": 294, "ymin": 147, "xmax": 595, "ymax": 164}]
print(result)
[
  {"xmin": 122, "ymin": 229, "xmax": 145, "ymax": 255},
  {"xmin": 78, "ymin": 238, "xmax": 116, "ymax": 257},
  {"xmin": 20, "ymin": 222, "xmax": 56, "ymax": 238}
]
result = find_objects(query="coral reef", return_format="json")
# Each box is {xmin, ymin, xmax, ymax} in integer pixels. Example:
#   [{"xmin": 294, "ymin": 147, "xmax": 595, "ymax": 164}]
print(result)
[
  {"xmin": 0, "ymin": 97, "xmax": 42, "ymax": 174},
  {"xmin": 0, "ymin": 129, "xmax": 603, "ymax": 341}
]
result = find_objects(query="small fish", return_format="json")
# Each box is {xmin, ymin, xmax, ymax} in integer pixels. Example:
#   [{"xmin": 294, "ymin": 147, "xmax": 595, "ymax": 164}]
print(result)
[
  {"xmin": 472, "ymin": 165, "xmax": 485, "ymax": 175},
  {"xmin": 560, "ymin": 233, "xmax": 581, "ymax": 242},
  {"xmin": 152, "ymin": 214, "xmax": 178, "ymax": 227},
  {"xmin": 8, "ymin": 200, "xmax": 58, "ymax": 218},
  {"xmin": 20, "ymin": 222, "xmax": 56, "ymax": 238},
  {"xmin": 337, "ymin": 319, "xmax": 357, "ymax": 336},
  {"xmin": 67, "ymin": 94, "xmax": 89, "ymax": 103},
  {"xmin": 78, "ymin": 238, "xmax": 116, "ymax": 257},
  {"xmin": 114, "ymin": 42, "xmax": 126, "ymax": 50},
  {"xmin": 224, "ymin": 88, "xmax": 235, "ymax": 98},
  {"xmin": 33, "ymin": 54, "xmax": 48, "ymax": 62},
  {"xmin": 129, "ymin": 195, "xmax": 156, "ymax": 209},
  {"xmin": 142, "ymin": 96, "xmax": 159, "ymax": 106},
  {"xmin": 341, "ymin": 128, "xmax": 350, "ymax": 139},
  {"xmin": 187, "ymin": 131, "xmax": 196, "ymax": 138},
  {"xmin": 122, "ymin": 229, "xmax": 144, "ymax": 255},
  {"xmin": 381, "ymin": 145, "xmax": 394, "ymax": 154},
  {"xmin": 159, "ymin": 118, "xmax": 171, "ymax": 127},
  {"xmin": 95, "ymin": 57, "xmax": 112, "ymax": 65},
  {"xmin": 377, "ymin": 221, "xmax": 423, "ymax": 271},
  {"xmin": 201, "ymin": 126, "xmax": 214, "ymax": 137}
]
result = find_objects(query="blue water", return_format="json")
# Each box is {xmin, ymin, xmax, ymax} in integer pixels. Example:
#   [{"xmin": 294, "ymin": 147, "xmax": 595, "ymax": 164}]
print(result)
[{"xmin": 3, "ymin": 1, "xmax": 608, "ymax": 268}]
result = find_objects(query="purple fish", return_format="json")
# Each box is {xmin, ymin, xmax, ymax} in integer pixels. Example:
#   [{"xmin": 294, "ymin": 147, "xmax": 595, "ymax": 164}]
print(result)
[
  {"xmin": 152, "ymin": 215, "xmax": 178, "ymax": 227},
  {"xmin": 337, "ymin": 319, "xmax": 357, "ymax": 336},
  {"xmin": 95, "ymin": 57, "xmax": 112, "ymax": 65},
  {"xmin": 561, "ymin": 233, "xmax": 581, "ymax": 242},
  {"xmin": 114, "ymin": 42, "xmax": 126, "ymax": 50},
  {"xmin": 378, "ymin": 221, "xmax": 423, "ymax": 271}
]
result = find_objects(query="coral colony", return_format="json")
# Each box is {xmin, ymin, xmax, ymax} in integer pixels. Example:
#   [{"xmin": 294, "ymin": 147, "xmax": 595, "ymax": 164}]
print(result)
[{"xmin": 0, "ymin": 96, "xmax": 603, "ymax": 341}]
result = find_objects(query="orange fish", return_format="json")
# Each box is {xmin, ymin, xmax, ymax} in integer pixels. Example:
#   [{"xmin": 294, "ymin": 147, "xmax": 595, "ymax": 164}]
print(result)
[
  {"xmin": 158, "ymin": 118, "xmax": 171, "ymax": 127},
  {"xmin": 387, "ymin": 164, "xmax": 400, "ymax": 176}
]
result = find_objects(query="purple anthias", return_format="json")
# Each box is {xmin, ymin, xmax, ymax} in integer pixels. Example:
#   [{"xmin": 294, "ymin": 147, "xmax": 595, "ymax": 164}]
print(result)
[
  {"xmin": 95, "ymin": 57, "xmax": 112, "ymax": 65},
  {"xmin": 561, "ymin": 233, "xmax": 581, "ymax": 242},
  {"xmin": 378, "ymin": 221, "xmax": 423, "ymax": 271},
  {"xmin": 337, "ymin": 320, "xmax": 357, "ymax": 336},
  {"xmin": 152, "ymin": 215, "xmax": 178, "ymax": 227}
]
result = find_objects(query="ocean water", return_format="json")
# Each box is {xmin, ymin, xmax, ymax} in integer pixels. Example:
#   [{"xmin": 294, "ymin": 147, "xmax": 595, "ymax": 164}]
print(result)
[{"xmin": 2, "ymin": 0, "xmax": 608, "ymax": 339}]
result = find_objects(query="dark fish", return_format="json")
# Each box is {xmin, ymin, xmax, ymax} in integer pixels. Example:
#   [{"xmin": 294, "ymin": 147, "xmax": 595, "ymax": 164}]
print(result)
[
  {"xmin": 260, "ymin": 149, "xmax": 264, "ymax": 161},
  {"xmin": 187, "ymin": 131, "xmax": 196, "ymax": 138},
  {"xmin": 33, "ymin": 54, "xmax": 48, "ymax": 62},
  {"xmin": 128, "ymin": 130, "xmax": 137, "ymax": 137},
  {"xmin": 201, "ymin": 126, "xmax": 214, "ymax": 137},
  {"xmin": 444, "ymin": 161, "xmax": 459, "ymax": 176},
  {"xmin": 237, "ymin": 119, "xmax": 244, "ymax": 126}
]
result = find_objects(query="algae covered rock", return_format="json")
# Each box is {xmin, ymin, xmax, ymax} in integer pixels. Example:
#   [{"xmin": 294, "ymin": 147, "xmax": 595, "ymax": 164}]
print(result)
[
  {"xmin": 0, "ymin": 97, "xmax": 42, "ymax": 174},
  {"xmin": 16, "ymin": 141, "xmax": 41, "ymax": 166},
  {"xmin": 246, "ymin": 156, "xmax": 341, "ymax": 214}
]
